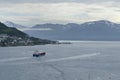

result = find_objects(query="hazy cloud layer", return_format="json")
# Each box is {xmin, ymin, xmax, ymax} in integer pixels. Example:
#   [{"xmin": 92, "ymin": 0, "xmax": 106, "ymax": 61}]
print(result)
[
  {"xmin": 0, "ymin": 0, "xmax": 120, "ymax": 26},
  {"xmin": 0, "ymin": 0, "xmax": 119, "ymax": 3}
]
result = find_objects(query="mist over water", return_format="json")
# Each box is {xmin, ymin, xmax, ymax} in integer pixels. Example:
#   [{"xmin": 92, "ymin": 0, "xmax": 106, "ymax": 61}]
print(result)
[{"xmin": 0, "ymin": 41, "xmax": 120, "ymax": 80}]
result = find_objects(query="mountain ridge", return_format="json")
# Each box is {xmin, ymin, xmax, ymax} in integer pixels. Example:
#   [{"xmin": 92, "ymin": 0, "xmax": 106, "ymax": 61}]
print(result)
[
  {"xmin": 4, "ymin": 21, "xmax": 27, "ymax": 29},
  {"xmin": 25, "ymin": 20, "xmax": 120, "ymax": 40},
  {"xmin": 32, "ymin": 20, "xmax": 120, "ymax": 28}
]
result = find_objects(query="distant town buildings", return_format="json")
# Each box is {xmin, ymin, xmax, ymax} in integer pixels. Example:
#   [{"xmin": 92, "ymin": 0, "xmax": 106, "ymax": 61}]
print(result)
[{"xmin": 0, "ymin": 34, "xmax": 33, "ymax": 46}]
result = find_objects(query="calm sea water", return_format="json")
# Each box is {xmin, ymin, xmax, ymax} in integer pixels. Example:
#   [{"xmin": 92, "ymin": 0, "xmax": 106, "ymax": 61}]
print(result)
[{"xmin": 0, "ymin": 41, "xmax": 120, "ymax": 80}]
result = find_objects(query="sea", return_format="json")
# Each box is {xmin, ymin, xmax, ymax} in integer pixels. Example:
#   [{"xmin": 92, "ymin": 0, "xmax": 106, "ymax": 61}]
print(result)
[{"xmin": 0, "ymin": 41, "xmax": 120, "ymax": 80}]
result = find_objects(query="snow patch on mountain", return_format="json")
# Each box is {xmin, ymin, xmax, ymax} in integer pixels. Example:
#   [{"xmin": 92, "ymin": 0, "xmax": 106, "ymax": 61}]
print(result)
[{"xmin": 4, "ymin": 21, "xmax": 27, "ymax": 29}]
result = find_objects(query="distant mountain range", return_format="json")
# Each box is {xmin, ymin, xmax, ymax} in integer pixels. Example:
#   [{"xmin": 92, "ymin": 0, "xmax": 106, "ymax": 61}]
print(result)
[
  {"xmin": 3, "ymin": 20, "xmax": 120, "ymax": 41},
  {"xmin": 25, "ymin": 20, "xmax": 120, "ymax": 40}
]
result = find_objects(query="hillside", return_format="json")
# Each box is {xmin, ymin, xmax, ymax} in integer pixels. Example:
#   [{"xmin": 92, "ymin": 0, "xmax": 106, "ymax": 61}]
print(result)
[
  {"xmin": 0, "ymin": 22, "xmax": 28, "ymax": 37},
  {"xmin": 0, "ymin": 22, "xmax": 57, "ymax": 46}
]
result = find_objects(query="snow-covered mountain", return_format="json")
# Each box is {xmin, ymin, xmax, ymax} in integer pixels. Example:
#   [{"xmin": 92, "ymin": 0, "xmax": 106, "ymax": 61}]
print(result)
[
  {"xmin": 24, "ymin": 20, "xmax": 120, "ymax": 40},
  {"xmin": 4, "ymin": 21, "xmax": 27, "ymax": 29}
]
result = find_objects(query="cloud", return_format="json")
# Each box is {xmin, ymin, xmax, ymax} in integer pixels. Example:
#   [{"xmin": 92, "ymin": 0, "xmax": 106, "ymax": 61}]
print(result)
[
  {"xmin": 0, "ymin": 1, "xmax": 120, "ymax": 26},
  {"xmin": 0, "ymin": 0, "xmax": 119, "ymax": 4},
  {"xmin": 18, "ymin": 27, "xmax": 52, "ymax": 31}
]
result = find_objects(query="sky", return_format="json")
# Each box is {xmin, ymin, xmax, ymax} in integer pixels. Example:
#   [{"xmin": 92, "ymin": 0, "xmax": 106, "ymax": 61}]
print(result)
[{"xmin": 0, "ymin": 0, "xmax": 120, "ymax": 26}]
